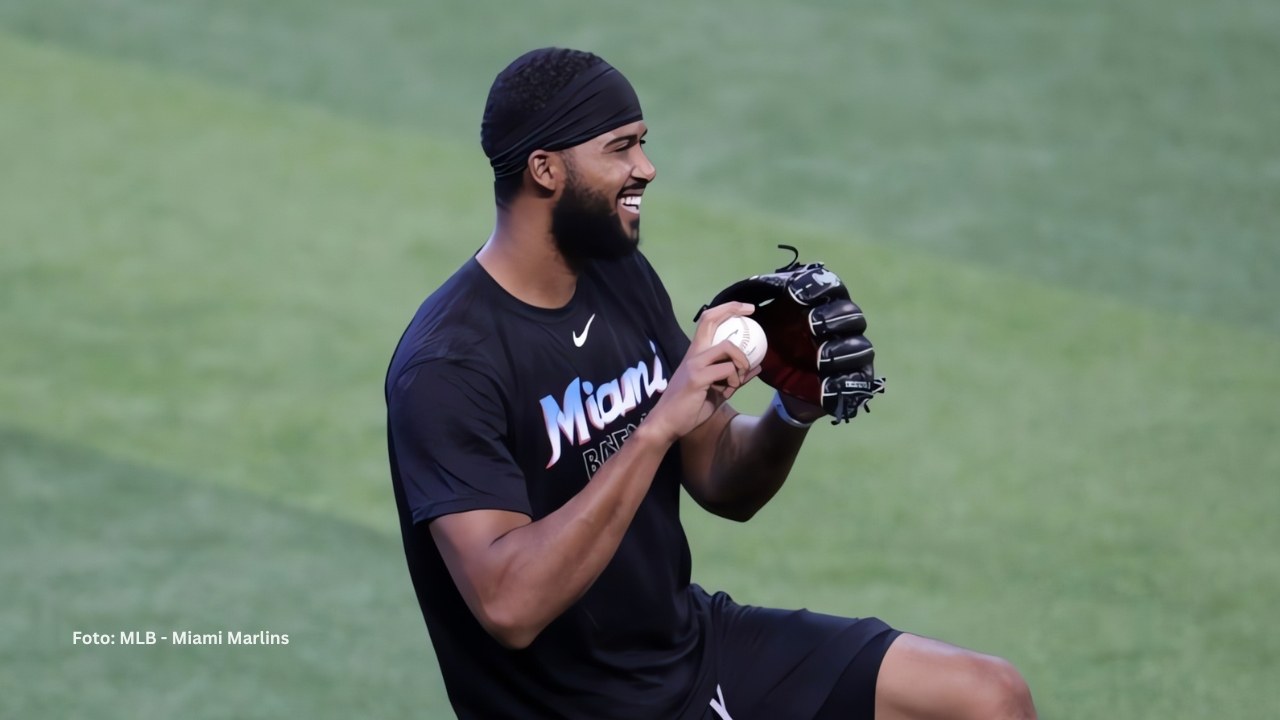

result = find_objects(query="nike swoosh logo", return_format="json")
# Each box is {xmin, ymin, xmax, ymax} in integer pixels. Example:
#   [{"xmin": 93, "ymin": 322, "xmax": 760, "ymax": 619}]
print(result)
[{"xmin": 572, "ymin": 313, "xmax": 596, "ymax": 347}]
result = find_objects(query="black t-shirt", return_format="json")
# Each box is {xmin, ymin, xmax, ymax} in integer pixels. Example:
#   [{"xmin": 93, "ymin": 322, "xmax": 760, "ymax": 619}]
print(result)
[{"xmin": 385, "ymin": 252, "xmax": 700, "ymax": 719}]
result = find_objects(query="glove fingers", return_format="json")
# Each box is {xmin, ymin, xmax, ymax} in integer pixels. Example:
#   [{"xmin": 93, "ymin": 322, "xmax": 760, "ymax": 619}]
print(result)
[
  {"xmin": 817, "ymin": 335, "xmax": 875, "ymax": 374},
  {"xmin": 704, "ymin": 256, "xmax": 888, "ymax": 424},
  {"xmin": 786, "ymin": 265, "xmax": 851, "ymax": 306},
  {"xmin": 809, "ymin": 299, "xmax": 865, "ymax": 338},
  {"xmin": 821, "ymin": 374, "xmax": 887, "ymax": 423}
]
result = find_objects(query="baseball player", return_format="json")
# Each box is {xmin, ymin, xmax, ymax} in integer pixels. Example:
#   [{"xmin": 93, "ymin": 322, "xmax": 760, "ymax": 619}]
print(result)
[{"xmin": 385, "ymin": 47, "xmax": 1036, "ymax": 720}]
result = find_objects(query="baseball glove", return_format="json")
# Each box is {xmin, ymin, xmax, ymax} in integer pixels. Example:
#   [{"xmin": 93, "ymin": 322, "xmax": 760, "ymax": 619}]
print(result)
[{"xmin": 696, "ymin": 246, "xmax": 885, "ymax": 423}]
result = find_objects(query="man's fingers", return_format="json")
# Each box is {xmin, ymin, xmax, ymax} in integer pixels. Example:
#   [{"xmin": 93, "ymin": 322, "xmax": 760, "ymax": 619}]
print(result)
[
  {"xmin": 691, "ymin": 302, "xmax": 755, "ymax": 351},
  {"xmin": 690, "ymin": 340, "xmax": 753, "ymax": 385},
  {"xmin": 699, "ymin": 360, "xmax": 746, "ymax": 390},
  {"xmin": 712, "ymin": 340, "xmax": 752, "ymax": 378},
  {"xmin": 728, "ymin": 365, "xmax": 762, "ymax": 395},
  {"xmin": 719, "ymin": 363, "xmax": 763, "ymax": 400}
]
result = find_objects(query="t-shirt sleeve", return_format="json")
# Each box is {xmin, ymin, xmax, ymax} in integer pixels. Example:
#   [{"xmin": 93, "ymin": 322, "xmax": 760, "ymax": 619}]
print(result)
[{"xmin": 388, "ymin": 360, "xmax": 531, "ymax": 525}]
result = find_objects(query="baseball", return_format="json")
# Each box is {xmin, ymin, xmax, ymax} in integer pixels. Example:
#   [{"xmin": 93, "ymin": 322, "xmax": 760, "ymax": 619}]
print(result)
[{"xmin": 712, "ymin": 316, "xmax": 768, "ymax": 369}]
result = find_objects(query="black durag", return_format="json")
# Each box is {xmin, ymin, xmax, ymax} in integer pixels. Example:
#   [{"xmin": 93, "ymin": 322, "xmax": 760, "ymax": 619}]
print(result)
[{"xmin": 486, "ymin": 61, "xmax": 643, "ymax": 178}]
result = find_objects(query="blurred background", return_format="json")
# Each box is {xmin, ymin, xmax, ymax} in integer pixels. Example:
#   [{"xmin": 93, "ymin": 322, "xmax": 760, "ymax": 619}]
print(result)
[{"xmin": 2, "ymin": 1, "xmax": 1277, "ymax": 717}]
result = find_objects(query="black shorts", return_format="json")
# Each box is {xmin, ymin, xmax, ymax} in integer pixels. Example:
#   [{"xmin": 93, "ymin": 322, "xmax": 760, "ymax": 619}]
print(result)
[{"xmin": 681, "ymin": 586, "xmax": 901, "ymax": 720}]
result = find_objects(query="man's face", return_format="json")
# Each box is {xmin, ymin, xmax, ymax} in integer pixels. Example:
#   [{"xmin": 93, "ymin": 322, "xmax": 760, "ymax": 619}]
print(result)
[{"xmin": 550, "ymin": 121, "xmax": 656, "ymax": 264}]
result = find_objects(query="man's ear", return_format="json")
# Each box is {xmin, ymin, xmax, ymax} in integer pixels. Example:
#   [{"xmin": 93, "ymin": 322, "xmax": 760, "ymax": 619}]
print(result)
[{"xmin": 527, "ymin": 149, "xmax": 560, "ymax": 193}]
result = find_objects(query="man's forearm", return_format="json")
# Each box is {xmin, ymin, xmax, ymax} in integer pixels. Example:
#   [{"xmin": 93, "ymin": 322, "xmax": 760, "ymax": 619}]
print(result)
[
  {"xmin": 476, "ymin": 424, "xmax": 672, "ymax": 647},
  {"xmin": 701, "ymin": 405, "xmax": 811, "ymax": 521}
]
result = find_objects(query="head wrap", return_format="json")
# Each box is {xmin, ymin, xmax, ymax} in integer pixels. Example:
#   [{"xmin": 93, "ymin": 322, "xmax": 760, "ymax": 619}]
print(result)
[{"xmin": 486, "ymin": 61, "xmax": 643, "ymax": 179}]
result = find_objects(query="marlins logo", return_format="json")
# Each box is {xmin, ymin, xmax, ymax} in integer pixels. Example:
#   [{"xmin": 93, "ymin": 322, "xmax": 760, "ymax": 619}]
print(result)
[{"xmin": 539, "ymin": 341, "xmax": 669, "ymax": 469}]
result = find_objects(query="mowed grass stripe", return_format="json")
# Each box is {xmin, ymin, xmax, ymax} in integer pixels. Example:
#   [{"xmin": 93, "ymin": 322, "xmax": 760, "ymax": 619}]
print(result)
[
  {"xmin": 0, "ymin": 30, "xmax": 489, "ymax": 527},
  {"xmin": 0, "ymin": 425, "xmax": 449, "ymax": 719},
  {"xmin": 3, "ymin": 0, "xmax": 1278, "ymax": 333},
  {"xmin": 3, "ymin": 32, "xmax": 1278, "ymax": 717}
]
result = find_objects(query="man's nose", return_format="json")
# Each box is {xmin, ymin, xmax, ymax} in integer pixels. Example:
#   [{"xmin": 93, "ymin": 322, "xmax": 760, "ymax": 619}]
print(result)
[{"xmin": 634, "ymin": 148, "xmax": 657, "ymax": 183}]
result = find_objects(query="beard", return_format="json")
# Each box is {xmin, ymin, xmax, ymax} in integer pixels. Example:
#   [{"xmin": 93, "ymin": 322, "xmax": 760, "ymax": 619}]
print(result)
[{"xmin": 550, "ymin": 172, "xmax": 639, "ymax": 266}]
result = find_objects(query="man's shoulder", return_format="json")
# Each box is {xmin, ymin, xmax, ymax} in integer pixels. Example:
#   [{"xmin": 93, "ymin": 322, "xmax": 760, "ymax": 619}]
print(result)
[
  {"xmin": 420, "ymin": 256, "xmax": 496, "ymax": 323},
  {"xmin": 386, "ymin": 259, "xmax": 506, "ymax": 391}
]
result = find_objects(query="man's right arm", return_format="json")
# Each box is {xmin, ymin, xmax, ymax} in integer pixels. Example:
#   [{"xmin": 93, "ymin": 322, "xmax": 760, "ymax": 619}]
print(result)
[
  {"xmin": 426, "ymin": 302, "xmax": 756, "ymax": 649},
  {"xmin": 430, "ymin": 424, "xmax": 671, "ymax": 649}
]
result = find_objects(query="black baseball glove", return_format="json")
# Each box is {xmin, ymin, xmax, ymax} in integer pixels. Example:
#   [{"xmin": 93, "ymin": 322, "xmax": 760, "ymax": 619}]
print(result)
[{"xmin": 696, "ymin": 246, "xmax": 885, "ymax": 423}]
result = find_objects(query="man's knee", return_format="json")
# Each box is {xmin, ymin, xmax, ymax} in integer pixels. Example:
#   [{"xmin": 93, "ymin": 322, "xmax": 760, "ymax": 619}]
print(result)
[
  {"xmin": 876, "ymin": 634, "xmax": 1036, "ymax": 720},
  {"xmin": 961, "ymin": 654, "xmax": 1036, "ymax": 720}
]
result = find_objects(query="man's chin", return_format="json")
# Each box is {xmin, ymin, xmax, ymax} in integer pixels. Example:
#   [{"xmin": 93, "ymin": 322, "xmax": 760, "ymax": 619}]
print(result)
[
  {"xmin": 618, "ymin": 232, "xmax": 641, "ymax": 256},
  {"xmin": 550, "ymin": 190, "xmax": 641, "ymax": 262},
  {"xmin": 623, "ymin": 221, "xmax": 641, "ymax": 245}
]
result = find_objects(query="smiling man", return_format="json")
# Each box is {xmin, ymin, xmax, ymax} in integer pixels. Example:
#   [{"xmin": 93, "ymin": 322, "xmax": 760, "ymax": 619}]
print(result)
[{"xmin": 385, "ymin": 47, "xmax": 1035, "ymax": 720}]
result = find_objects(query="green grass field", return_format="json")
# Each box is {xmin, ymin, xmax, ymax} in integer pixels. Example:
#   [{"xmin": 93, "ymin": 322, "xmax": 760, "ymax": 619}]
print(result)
[{"xmin": 2, "ymin": 1, "xmax": 1278, "ymax": 717}]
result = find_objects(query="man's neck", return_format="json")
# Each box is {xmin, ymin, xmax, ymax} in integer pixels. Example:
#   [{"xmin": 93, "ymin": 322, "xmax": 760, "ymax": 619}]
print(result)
[{"xmin": 476, "ymin": 209, "xmax": 578, "ymax": 309}]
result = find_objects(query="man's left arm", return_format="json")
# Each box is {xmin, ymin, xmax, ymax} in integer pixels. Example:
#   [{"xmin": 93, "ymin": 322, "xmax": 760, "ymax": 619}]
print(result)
[
  {"xmin": 675, "ymin": 254, "xmax": 888, "ymax": 521},
  {"xmin": 680, "ymin": 393, "xmax": 825, "ymax": 522}
]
